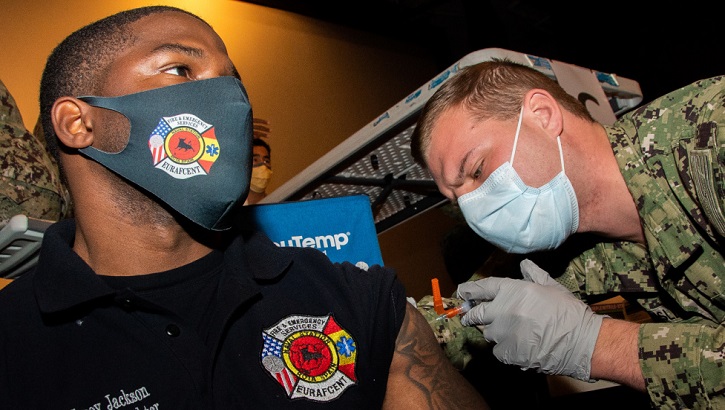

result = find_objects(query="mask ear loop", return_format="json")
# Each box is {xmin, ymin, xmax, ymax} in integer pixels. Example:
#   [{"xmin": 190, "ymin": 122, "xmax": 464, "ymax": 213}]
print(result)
[
  {"xmin": 556, "ymin": 135, "xmax": 565, "ymax": 173},
  {"xmin": 511, "ymin": 106, "xmax": 566, "ymax": 174},
  {"xmin": 509, "ymin": 105, "xmax": 525, "ymax": 166}
]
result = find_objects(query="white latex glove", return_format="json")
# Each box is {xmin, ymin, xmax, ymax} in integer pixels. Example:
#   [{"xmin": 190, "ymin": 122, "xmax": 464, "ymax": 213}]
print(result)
[{"xmin": 456, "ymin": 259, "xmax": 604, "ymax": 381}]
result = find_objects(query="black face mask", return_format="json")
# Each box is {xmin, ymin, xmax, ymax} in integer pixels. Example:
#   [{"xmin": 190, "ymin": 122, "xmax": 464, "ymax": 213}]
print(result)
[{"xmin": 78, "ymin": 76, "xmax": 253, "ymax": 231}]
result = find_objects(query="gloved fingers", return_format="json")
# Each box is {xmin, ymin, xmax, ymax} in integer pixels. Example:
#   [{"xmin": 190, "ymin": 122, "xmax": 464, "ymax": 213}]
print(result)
[
  {"xmin": 459, "ymin": 301, "xmax": 491, "ymax": 327},
  {"xmin": 520, "ymin": 259, "xmax": 562, "ymax": 289},
  {"xmin": 456, "ymin": 277, "xmax": 503, "ymax": 301},
  {"xmin": 519, "ymin": 259, "xmax": 550, "ymax": 284},
  {"xmin": 490, "ymin": 342, "xmax": 514, "ymax": 365},
  {"xmin": 474, "ymin": 312, "xmax": 504, "ymax": 344}
]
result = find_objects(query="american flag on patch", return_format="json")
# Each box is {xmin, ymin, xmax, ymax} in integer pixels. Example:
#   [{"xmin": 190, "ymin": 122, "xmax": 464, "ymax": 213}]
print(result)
[
  {"xmin": 262, "ymin": 333, "xmax": 297, "ymax": 395},
  {"xmin": 148, "ymin": 119, "xmax": 172, "ymax": 164}
]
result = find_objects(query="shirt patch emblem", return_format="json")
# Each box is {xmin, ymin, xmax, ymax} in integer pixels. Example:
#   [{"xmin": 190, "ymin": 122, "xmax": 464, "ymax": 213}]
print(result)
[
  {"xmin": 261, "ymin": 314, "xmax": 357, "ymax": 402},
  {"xmin": 147, "ymin": 113, "xmax": 220, "ymax": 179}
]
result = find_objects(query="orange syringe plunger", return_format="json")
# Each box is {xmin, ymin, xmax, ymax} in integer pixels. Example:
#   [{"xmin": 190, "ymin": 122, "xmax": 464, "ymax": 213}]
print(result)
[{"xmin": 431, "ymin": 278, "xmax": 445, "ymax": 314}]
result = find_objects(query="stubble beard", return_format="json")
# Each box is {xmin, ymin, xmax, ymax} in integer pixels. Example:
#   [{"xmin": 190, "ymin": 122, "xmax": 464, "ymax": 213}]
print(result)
[{"xmin": 97, "ymin": 110, "xmax": 179, "ymax": 229}]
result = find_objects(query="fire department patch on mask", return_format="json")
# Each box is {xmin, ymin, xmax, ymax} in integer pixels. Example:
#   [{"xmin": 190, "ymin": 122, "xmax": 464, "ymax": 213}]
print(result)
[
  {"xmin": 261, "ymin": 314, "xmax": 357, "ymax": 402},
  {"xmin": 148, "ymin": 113, "xmax": 220, "ymax": 179}
]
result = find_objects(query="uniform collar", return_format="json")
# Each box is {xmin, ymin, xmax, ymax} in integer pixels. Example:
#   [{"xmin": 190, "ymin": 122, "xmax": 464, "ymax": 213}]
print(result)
[
  {"xmin": 34, "ymin": 220, "xmax": 114, "ymax": 314},
  {"xmin": 222, "ymin": 227, "xmax": 294, "ymax": 284}
]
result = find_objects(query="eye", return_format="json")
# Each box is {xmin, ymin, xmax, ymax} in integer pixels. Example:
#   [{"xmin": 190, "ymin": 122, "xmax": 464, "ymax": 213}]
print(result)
[
  {"xmin": 472, "ymin": 166, "xmax": 482, "ymax": 180},
  {"xmin": 164, "ymin": 65, "xmax": 191, "ymax": 77}
]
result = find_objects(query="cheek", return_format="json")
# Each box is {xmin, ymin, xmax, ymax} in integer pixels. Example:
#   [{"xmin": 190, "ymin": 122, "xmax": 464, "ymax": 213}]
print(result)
[
  {"xmin": 512, "ymin": 147, "xmax": 561, "ymax": 187},
  {"xmin": 459, "ymin": 178, "xmax": 485, "ymax": 198}
]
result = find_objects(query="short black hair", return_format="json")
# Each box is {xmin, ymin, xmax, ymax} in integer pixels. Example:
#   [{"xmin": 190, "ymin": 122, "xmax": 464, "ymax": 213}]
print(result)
[
  {"xmin": 253, "ymin": 138, "xmax": 271, "ymax": 156},
  {"xmin": 39, "ymin": 6, "xmax": 209, "ymax": 164}
]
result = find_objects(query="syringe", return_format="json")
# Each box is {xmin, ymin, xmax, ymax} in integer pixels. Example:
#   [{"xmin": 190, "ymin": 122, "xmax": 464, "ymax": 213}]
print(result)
[{"xmin": 435, "ymin": 299, "xmax": 477, "ymax": 321}]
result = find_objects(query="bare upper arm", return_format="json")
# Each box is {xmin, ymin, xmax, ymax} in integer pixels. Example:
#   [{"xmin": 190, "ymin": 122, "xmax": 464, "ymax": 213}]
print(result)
[{"xmin": 382, "ymin": 302, "xmax": 489, "ymax": 409}]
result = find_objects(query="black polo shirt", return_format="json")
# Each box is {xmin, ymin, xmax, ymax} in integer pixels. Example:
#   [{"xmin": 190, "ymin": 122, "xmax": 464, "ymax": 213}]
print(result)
[{"xmin": 0, "ymin": 219, "xmax": 406, "ymax": 409}]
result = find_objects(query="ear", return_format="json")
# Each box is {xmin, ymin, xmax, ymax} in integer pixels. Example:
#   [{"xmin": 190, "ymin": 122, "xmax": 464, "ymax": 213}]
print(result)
[
  {"xmin": 51, "ymin": 97, "xmax": 94, "ymax": 149},
  {"xmin": 523, "ymin": 89, "xmax": 564, "ymax": 138}
]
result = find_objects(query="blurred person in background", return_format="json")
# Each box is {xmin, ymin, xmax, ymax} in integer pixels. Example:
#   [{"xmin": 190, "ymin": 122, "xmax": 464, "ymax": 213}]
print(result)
[{"xmin": 245, "ymin": 137, "xmax": 272, "ymax": 205}]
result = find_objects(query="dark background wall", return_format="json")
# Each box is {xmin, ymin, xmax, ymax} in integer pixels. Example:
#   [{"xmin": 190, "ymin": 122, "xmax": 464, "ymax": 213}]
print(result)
[{"xmin": 244, "ymin": 0, "xmax": 723, "ymax": 105}]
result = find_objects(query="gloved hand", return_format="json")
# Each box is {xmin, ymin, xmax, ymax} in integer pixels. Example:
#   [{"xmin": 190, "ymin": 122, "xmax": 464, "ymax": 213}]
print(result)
[{"xmin": 456, "ymin": 259, "xmax": 604, "ymax": 381}]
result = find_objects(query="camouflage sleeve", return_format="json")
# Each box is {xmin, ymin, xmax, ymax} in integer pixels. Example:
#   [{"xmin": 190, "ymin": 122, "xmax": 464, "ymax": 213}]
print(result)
[
  {"xmin": 0, "ymin": 79, "xmax": 70, "ymax": 225},
  {"xmin": 416, "ymin": 295, "xmax": 489, "ymax": 370},
  {"xmin": 639, "ymin": 322, "xmax": 725, "ymax": 409}
]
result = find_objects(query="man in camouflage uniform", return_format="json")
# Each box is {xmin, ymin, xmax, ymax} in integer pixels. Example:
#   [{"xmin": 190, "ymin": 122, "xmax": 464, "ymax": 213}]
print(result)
[
  {"xmin": 411, "ymin": 59, "xmax": 724, "ymax": 408},
  {"xmin": 0, "ymin": 79, "xmax": 70, "ymax": 226}
]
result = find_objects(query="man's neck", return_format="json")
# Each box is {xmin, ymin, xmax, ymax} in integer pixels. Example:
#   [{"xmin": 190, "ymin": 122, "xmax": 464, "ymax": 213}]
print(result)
[
  {"xmin": 71, "ymin": 209, "xmax": 213, "ymax": 276},
  {"xmin": 569, "ymin": 122, "xmax": 645, "ymax": 244}
]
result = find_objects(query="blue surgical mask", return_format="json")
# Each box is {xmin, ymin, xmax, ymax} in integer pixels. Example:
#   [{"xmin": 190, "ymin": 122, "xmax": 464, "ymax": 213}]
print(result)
[
  {"xmin": 457, "ymin": 106, "xmax": 579, "ymax": 253},
  {"xmin": 78, "ymin": 76, "xmax": 253, "ymax": 231}
]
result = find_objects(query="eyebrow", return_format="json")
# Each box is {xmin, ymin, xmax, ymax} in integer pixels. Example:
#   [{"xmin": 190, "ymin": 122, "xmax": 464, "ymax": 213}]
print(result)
[
  {"xmin": 456, "ymin": 150, "xmax": 473, "ymax": 183},
  {"xmin": 152, "ymin": 43, "xmax": 241, "ymax": 80},
  {"xmin": 438, "ymin": 149, "xmax": 472, "ymax": 202},
  {"xmin": 152, "ymin": 43, "xmax": 204, "ymax": 58}
]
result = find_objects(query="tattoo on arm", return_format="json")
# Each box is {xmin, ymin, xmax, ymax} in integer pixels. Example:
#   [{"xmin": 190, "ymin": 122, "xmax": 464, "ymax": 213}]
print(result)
[{"xmin": 385, "ymin": 303, "xmax": 488, "ymax": 409}]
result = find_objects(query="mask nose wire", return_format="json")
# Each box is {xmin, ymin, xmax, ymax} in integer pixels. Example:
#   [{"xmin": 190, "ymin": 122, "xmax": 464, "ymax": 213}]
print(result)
[{"xmin": 509, "ymin": 105, "xmax": 525, "ymax": 166}]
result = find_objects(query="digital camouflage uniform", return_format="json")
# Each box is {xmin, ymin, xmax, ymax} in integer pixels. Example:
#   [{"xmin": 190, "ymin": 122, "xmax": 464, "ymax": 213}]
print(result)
[
  {"xmin": 422, "ymin": 76, "xmax": 725, "ymax": 408},
  {"xmin": 554, "ymin": 76, "xmax": 725, "ymax": 409},
  {"xmin": 0, "ymin": 79, "xmax": 70, "ymax": 226}
]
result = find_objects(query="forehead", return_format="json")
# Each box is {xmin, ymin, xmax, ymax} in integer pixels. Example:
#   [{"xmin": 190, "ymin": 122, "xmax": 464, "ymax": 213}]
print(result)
[
  {"xmin": 253, "ymin": 145, "xmax": 270, "ymax": 155},
  {"xmin": 100, "ymin": 11, "xmax": 233, "ymax": 91},
  {"xmin": 128, "ymin": 11, "xmax": 227, "ymax": 52},
  {"xmin": 426, "ymin": 107, "xmax": 476, "ymax": 171}
]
